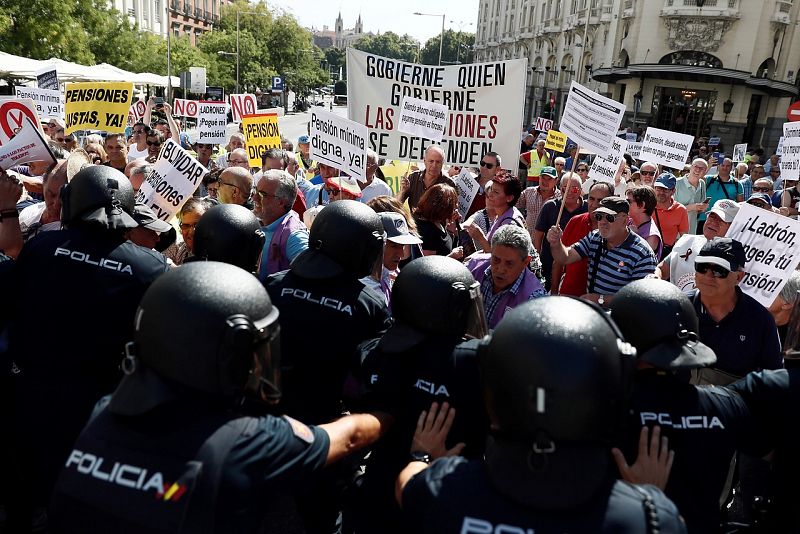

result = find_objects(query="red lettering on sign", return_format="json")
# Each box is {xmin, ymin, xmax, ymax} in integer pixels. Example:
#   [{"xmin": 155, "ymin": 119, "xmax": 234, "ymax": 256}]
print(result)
[{"xmin": 0, "ymin": 101, "xmax": 38, "ymax": 140}]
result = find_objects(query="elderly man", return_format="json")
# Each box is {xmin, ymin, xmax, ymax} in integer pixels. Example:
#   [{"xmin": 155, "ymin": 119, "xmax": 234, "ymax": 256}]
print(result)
[
  {"xmin": 295, "ymin": 134, "xmax": 315, "ymax": 176},
  {"xmin": 217, "ymin": 166, "xmax": 254, "ymax": 209},
  {"xmin": 225, "ymin": 148, "xmax": 250, "ymax": 171},
  {"xmin": 359, "ymin": 150, "xmax": 394, "ymax": 204},
  {"xmin": 768, "ymin": 270, "xmax": 800, "ymax": 342},
  {"xmin": 397, "ymin": 145, "xmax": 455, "ymax": 211},
  {"xmin": 701, "ymin": 158, "xmax": 743, "ymax": 233},
  {"xmin": 517, "ymin": 132, "xmax": 535, "ymax": 181},
  {"xmin": 16, "ymin": 159, "xmax": 69, "ymax": 250},
  {"xmin": 465, "ymin": 151, "xmax": 502, "ymax": 217},
  {"xmin": 675, "ymin": 157, "xmax": 709, "ymax": 234},
  {"xmin": 520, "ymin": 138, "xmax": 549, "ymax": 188},
  {"xmin": 126, "ymin": 160, "xmax": 152, "ymax": 193},
  {"xmin": 465, "ymin": 224, "xmax": 545, "ymax": 328},
  {"xmin": 261, "ymin": 147, "xmax": 287, "ymax": 173},
  {"xmin": 772, "ymin": 174, "xmax": 800, "ymax": 216},
  {"xmin": 740, "ymin": 164, "xmax": 765, "ymax": 199},
  {"xmin": 653, "ymin": 173, "xmax": 689, "ymax": 257},
  {"xmin": 299, "ymin": 162, "xmax": 341, "ymax": 208},
  {"xmin": 102, "ymin": 133, "xmax": 128, "ymax": 173},
  {"xmin": 517, "ymin": 166, "xmax": 560, "ymax": 240},
  {"xmin": 252, "ymin": 169, "xmax": 308, "ymax": 280},
  {"xmin": 638, "ymin": 161, "xmax": 658, "ymax": 187},
  {"xmin": 547, "ymin": 196, "xmax": 657, "ymax": 306}
]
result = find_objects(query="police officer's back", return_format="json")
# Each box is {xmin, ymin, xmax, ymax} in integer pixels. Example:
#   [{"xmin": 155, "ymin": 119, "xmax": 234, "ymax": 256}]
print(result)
[
  {"xmin": 396, "ymin": 296, "xmax": 686, "ymax": 533},
  {"xmin": 610, "ymin": 280, "xmax": 763, "ymax": 533},
  {"xmin": 7, "ymin": 166, "xmax": 168, "ymax": 522}
]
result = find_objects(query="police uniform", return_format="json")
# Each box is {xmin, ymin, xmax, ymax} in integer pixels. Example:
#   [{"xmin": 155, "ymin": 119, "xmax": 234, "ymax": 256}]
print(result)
[
  {"xmin": 8, "ymin": 227, "xmax": 168, "ymax": 509},
  {"xmin": 402, "ymin": 457, "xmax": 686, "ymax": 533}
]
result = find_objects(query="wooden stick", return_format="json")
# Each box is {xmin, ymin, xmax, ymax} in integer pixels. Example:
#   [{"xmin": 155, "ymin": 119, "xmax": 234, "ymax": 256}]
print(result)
[{"xmin": 555, "ymin": 144, "xmax": 582, "ymax": 225}]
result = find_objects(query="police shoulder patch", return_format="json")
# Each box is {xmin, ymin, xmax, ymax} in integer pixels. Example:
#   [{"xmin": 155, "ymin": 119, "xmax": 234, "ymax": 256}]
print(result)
[{"xmin": 283, "ymin": 415, "xmax": 314, "ymax": 444}]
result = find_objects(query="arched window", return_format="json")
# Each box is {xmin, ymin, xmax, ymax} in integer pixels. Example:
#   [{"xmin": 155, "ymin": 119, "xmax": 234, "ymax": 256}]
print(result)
[
  {"xmin": 756, "ymin": 58, "xmax": 775, "ymax": 79},
  {"xmin": 659, "ymin": 51, "xmax": 722, "ymax": 68}
]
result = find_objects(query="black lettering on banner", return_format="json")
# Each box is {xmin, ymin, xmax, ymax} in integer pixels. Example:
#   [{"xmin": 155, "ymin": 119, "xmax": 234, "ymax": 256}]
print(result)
[{"xmin": 65, "ymin": 88, "xmax": 130, "ymax": 104}]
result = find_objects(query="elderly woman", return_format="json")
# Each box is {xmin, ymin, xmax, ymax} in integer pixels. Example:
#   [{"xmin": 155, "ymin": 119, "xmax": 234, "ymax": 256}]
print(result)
[
  {"xmin": 465, "ymin": 173, "xmax": 526, "ymax": 253},
  {"xmin": 412, "ymin": 183, "xmax": 462, "ymax": 259},
  {"xmin": 163, "ymin": 197, "xmax": 214, "ymax": 265}
]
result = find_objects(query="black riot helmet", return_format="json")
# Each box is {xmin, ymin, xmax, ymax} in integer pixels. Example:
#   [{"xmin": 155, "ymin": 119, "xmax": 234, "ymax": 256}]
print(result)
[
  {"xmin": 291, "ymin": 200, "xmax": 385, "ymax": 279},
  {"xmin": 381, "ymin": 256, "xmax": 487, "ymax": 352},
  {"xmin": 109, "ymin": 262, "xmax": 281, "ymax": 416},
  {"xmin": 60, "ymin": 165, "xmax": 138, "ymax": 230},
  {"xmin": 192, "ymin": 204, "xmax": 266, "ymax": 273},
  {"xmin": 609, "ymin": 278, "xmax": 716, "ymax": 370},
  {"xmin": 480, "ymin": 296, "xmax": 636, "ymax": 509}
]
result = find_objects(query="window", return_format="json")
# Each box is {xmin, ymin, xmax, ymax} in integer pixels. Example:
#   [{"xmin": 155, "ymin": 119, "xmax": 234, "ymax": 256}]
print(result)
[{"xmin": 659, "ymin": 51, "xmax": 722, "ymax": 68}]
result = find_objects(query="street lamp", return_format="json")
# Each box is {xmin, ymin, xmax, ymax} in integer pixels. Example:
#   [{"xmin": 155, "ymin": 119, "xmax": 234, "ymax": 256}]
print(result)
[
  {"xmin": 414, "ymin": 12, "xmax": 445, "ymax": 66},
  {"xmin": 222, "ymin": 8, "xmax": 271, "ymax": 94}
]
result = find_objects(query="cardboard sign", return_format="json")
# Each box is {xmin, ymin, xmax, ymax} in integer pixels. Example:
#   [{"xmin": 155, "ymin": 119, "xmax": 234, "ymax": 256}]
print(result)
[
  {"xmin": 229, "ymin": 93, "xmax": 257, "ymax": 123},
  {"xmin": 708, "ymin": 137, "xmax": 721, "ymax": 147},
  {"xmin": 127, "ymin": 99, "xmax": 147, "ymax": 127},
  {"xmin": 777, "ymin": 137, "xmax": 785, "ymax": 156},
  {"xmin": 196, "ymin": 101, "xmax": 228, "ymax": 144},
  {"xmin": 588, "ymin": 137, "xmax": 627, "ymax": 185},
  {"xmin": 628, "ymin": 142, "xmax": 642, "ymax": 161},
  {"xmin": 729, "ymin": 203, "xmax": 800, "ymax": 307},
  {"xmin": 172, "ymin": 98, "xmax": 200, "ymax": 119},
  {"xmin": 454, "ymin": 168, "xmax": 479, "ymax": 219},
  {"xmin": 135, "ymin": 139, "xmax": 207, "ymax": 221},
  {"xmin": 779, "ymin": 136, "xmax": 800, "ymax": 182},
  {"xmin": 347, "ymin": 49, "xmax": 526, "ymax": 166},
  {"xmin": 0, "ymin": 117, "xmax": 55, "ymax": 171},
  {"xmin": 560, "ymin": 81, "xmax": 626, "ymax": 156},
  {"xmin": 64, "ymin": 82, "xmax": 133, "ymax": 134},
  {"xmin": 310, "ymin": 109, "xmax": 368, "ymax": 182},
  {"xmin": 378, "ymin": 160, "xmax": 415, "ymax": 194},
  {"xmin": 35, "ymin": 66, "xmax": 59, "ymax": 91},
  {"xmin": 14, "ymin": 86, "xmax": 63, "ymax": 121},
  {"xmin": 535, "ymin": 116, "xmax": 553, "ymax": 132},
  {"xmin": 784, "ymin": 122, "xmax": 800, "ymax": 139},
  {"xmin": 639, "ymin": 127, "xmax": 694, "ymax": 169},
  {"xmin": 241, "ymin": 113, "xmax": 282, "ymax": 168},
  {"xmin": 545, "ymin": 129, "xmax": 566, "ymax": 152},
  {"xmin": 732, "ymin": 143, "xmax": 748, "ymax": 163},
  {"xmin": 0, "ymin": 97, "xmax": 42, "ymax": 146},
  {"xmin": 397, "ymin": 96, "xmax": 448, "ymax": 142}
]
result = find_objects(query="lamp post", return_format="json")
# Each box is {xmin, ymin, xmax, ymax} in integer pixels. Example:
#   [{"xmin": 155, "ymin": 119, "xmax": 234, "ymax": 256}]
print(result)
[
  {"xmin": 219, "ymin": 8, "xmax": 271, "ymax": 94},
  {"xmin": 414, "ymin": 12, "xmax": 445, "ymax": 66}
]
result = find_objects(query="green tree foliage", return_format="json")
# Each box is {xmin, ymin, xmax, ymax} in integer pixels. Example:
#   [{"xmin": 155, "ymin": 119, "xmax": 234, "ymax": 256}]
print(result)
[
  {"xmin": 419, "ymin": 30, "xmax": 475, "ymax": 65},
  {"xmin": 354, "ymin": 32, "xmax": 419, "ymax": 62}
]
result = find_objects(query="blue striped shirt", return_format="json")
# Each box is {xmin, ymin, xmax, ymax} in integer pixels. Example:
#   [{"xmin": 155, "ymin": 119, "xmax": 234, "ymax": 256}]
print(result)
[{"xmin": 573, "ymin": 230, "xmax": 657, "ymax": 295}]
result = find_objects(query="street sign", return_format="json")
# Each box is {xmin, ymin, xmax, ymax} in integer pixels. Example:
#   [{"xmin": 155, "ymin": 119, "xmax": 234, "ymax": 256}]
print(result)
[
  {"xmin": 0, "ymin": 98, "xmax": 40, "ymax": 146},
  {"xmin": 272, "ymin": 76, "xmax": 285, "ymax": 92},
  {"xmin": 229, "ymin": 94, "xmax": 257, "ymax": 123},
  {"xmin": 787, "ymin": 100, "xmax": 800, "ymax": 122},
  {"xmin": 534, "ymin": 116, "xmax": 553, "ymax": 132}
]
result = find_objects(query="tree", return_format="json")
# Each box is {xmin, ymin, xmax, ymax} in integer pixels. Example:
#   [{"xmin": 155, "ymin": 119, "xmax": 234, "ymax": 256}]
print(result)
[
  {"xmin": 353, "ymin": 32, "xmax": 419, "ymax": 62},
  {"xmin": 325, "ymin": 47, "xmax": 346, "ymax": 80},
  {"xmin": 419, "ymin": 30, "xmax": 475, "ymax": 65}
]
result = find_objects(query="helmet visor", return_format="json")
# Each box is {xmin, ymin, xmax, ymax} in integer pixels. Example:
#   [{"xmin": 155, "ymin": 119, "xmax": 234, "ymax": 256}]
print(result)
[
  {"xmin": 244, "ymin": 314, "xmax": 282, "ymax": 405},
  {"xmin": 464, "ymin": 281, "xmax": 489, "ymax": 339},
  {"xmin": 369, "ymin": 230, "xmax": 387, "ymax": 281}
]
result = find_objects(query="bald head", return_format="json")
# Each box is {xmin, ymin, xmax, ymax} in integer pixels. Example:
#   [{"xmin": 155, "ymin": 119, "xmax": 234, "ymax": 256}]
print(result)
[{"xmin": 218, "ymin": 166, "xmax": 253, "ymax": 206}]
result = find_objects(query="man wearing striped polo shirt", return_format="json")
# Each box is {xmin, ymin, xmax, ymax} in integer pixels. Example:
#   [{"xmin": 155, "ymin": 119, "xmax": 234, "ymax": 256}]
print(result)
[{"xmin": 547, "ymin": 196, "xmax": 657, "ymax": 306}]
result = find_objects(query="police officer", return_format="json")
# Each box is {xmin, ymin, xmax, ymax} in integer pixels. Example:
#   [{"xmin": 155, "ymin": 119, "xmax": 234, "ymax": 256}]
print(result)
[
  {"xmin": 191, "ymin": 203, "xmax": 265, "ymax": 272},
  {"xmin": 396, "ymin": 296, "xmax": 687, "ymax": 532},
  {"xmin": 356, "ymin": 256, "xmax": 490, "ymax": 533},
  {"xmin": 5, "ymin": 165, "xmax": 168, "ymax": 530},
  {"xmin": 48, "ymin": 262, "xmax": 392, "ymax": 533},
  {"xmin": 609, "ymin": 279, "xmax": 763, "ymax": 533}
]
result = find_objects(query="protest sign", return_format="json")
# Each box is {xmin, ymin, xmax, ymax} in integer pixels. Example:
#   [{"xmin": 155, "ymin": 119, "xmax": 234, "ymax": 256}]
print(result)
[
  {"xmin": 732, "ymin": 143, "xmax": 747, "ymax": 163},
  {"xmin": 310, "ymin": 108, "xmax": 368, "ymax": 182},
  {"xmin": 397, "ymin": 96, "xmax": 448, "ymax": 142},
  {"xmin": 454, "ymin": 168, "xmax": 479, "ymax": 219},
  {"xmin": 196, "ymin": 101, "xmax": 228, "ymax": 144},
  {"xmin": 135, "ymin": 139, "xmax": 207, "ymax": 221},
  {"xmin": 779, "ymin": 136, "xmax": 800, "ymax": 182},
  {"xmin": 639, "ymin": 127, "xmax": 694, "ymax": 169},
  {"xmin": 560, "ymin": 81, "xmax": 626, "ymax": 156},
  {"xmin": 777, "ymin": 137, "xmax": 785, "ymax": 156},
  {"xmin": 708, "ymin": 137, "xmax": 720, "ymax": 147},
  {"xmin": 378, "ymin": 160, "xmax": 417, "ymax": 194},
  {"xmin": 628, "ymin": 142, "xmax": 642, "ymax": 161},
  {"xmin": 0, "ymin": 117, "xmax": 55, "ymax": 171},
  {"xmin": 347, "ymin": 49, "xmax": 525, "ymax": 167},
  {"xmin": 729, "ymin": 202, "xmax": 800, "ymax": 307},
  {"xmin": 588, "ymin": 137, "xmax": 627, "ymax": 185},
  {"xmin": 241, "ymin": 113, "xmax": 282, "ymax": 168},
  {"xmin": 784, "ymin": 122, "xmax": 800, "ymax": 138},
  {"xmin": 229, "ymin": 93, "xmax": 257, "ymax": 123},
  {"xmin": 35, "ymin": 66, "xmax": 59, "ymax": 91},
  {"xmin": 626, "ymin": 132, "xmax": 638, "ymax": 143},
  {"xmin": 545, "ymin": 129, "xmax": 566, "ymax": 152},
  {"xmin": 0, "ymin": 97, "xmax": 42, "ymax": 146},
  {"xmin": 172, "ymin": 98, "xmax": 200, "ymax": 119},
  {"xmin": 534, "ymin": 116, "xmax": 553, "ymax": 132},
  {"xmin": 14, "ymin": 86, "xmax": 63, "ymax": 121},
  {"xmin": 127, "ymin": 99, "xmax": 147, "ymax": 127},
  {"xmin": 64, "ymin": 82, "xmax": 133, "ymax": 134}
]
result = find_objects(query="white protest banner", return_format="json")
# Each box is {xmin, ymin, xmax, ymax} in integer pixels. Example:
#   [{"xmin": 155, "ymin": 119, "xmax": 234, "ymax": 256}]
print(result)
[
  {"xmin": 0, "ymin": 97, "xmax": 42, "ymax": 147},
  {"xmin": 14, "ymin": 86, "xmax": 64, "ymax": 121},
  {"xmin": 196, "ymin": 101, "xmax": 228, "ymax": 144},
  {"xmin": 588, "ymin": 137, "xmax": 627, "ymax": 185},
  {"xmin": 626, "ymin": 132, "xmax": 638, "ymax": 143},
  {"xmin": 347, "ymin": 49, "xmax": 525, "ymax": 167},
  {"xmin": 534, "ymin": 116, "xmax": 553, "ymax": 132},
  {"xmin": 172, "ymin": 98, "xmax": 200, "ymax": 119},
  {"xmin": 229, "ymin": 93, "xmax": 257, "ymax": 123},
  {"xmin": 135, "ymin": 139, "xmax": 207, "ymax": 221},
  {"xmin": 784, "ymin": 122, "xmax": 800, "ymax": 138},
  {"xmin": 559, "ymin": 81, "xmax": 626, "ymax": 156},
  {"xmin": 729, "ymin": 202, "xmax": 800, "ymax": 307},
  {"xmin": 397, "ymin": 96, "xmax": 448, "ymax": 142},
  {"xmin": 454, "ymin": 168, "xmax": 479, "ymax": 219},
  {"xmin": 628, "ymin": 142, "xmax": 642, "ymax": 161},
  {"xmin": 732, "ymin": 143, "xmax": 748, "ymax": 163},
  {"xmin": 779, "ymin": 136, "xmax": 800, "ymax": 182},
  {"xmin": 639, "ymin": 127, "xmax": 694, "ymax": 169},
  {"xmin": 35, "ymin": 65, "xmax": 59, "ymax": 91},
  {"xmin": 127, "ymin": 99, "xmax": 147, "ymax": 127},
  {"xmin": 0, "ymin": 117, "xmax": 55, "ymax": 171},
  {"xmin": 777, "ymin": 137, "xmax": 785, "ymax": 156},
  {"xmin": 310, "ymin": 108, "xmax": 368, "ymax": 182},
  {"xmin": 708, "ymin": 137, "xmax": 720, "ymax": 146}
]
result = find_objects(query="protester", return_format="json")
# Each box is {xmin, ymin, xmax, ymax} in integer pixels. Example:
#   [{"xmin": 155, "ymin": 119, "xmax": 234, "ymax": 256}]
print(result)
[
  {"xmin": 768, "ymin": 270, "xmax": 800, "ymax": 342},
  {"xmin": 163, "ymin": 197, "xmax": 214, "ymax": 265},
  {"xmin": 127, "ymin": 122, "xmax": 150, "ymax": 161},
  {"xmin": 193, "ymin": 142, "xmax": 218, "ymax": 172},
  {"xmin": 295, "ymin": 134, "xmax": 315, "ymax": 176},
  {"xmin": 517, "ymin": 132, "xmax": 535, "ymax": 181},
  {"xmin": 413, "ymin": 183, "xmax": 461, "ymax": 259},
  {"xmin": 516, "ymin": 165, "xmax": 560, "ymax": 241},
  {"xmin": 325, "ymin": 175, "xmax": 363, "ymax": 202},
  {"xmin": 639, "ymin": 161, "xmax": 658, "ymax": 187},
  {"xmin": 746, "ymin": 191, "xmax": 775, "ymax": 211},
  {"xmin": 217, "ymin": 166, "xmax": 254, "ymax": 209},
  {"xmin": 102, "ymin": 133, "xmax": 128, "ymax": 173},
  {"xmin": 465, "ymin": 173, "xmax": 525, "ymax": 253},
  {"xmin": 397, "ymin": 145, "xmax": 455, "ymax": 211},
  {"xmin": 126, "ymin": 202, "xmax": 174, "ymax": 250},
  {"xmin": 701, "ymin": 158, "xmax": 743, "ymax": 233},
  {"xmin": 225, "ymin": 148, "xmax": 250, "ymax": 171},
  {"xmin": 627, "ymin": 185, "xmax": 663, "ymax": 259},
  {"xmin": 83, "ymin": 142, "xmax": 107, "ymax": 165},
  {"xmin": 674, "ymin": 158, "xmax": 709, "ymax": 235},
  {"xmin": 359, "ymin": 150, "xmax": 394, "ymax": 203},
  {"xmin": 17, "ymin": 159, "xmax": 69, "ymax": 247},
  {"xmin": 464, "ymin": 151, "xmax": 502, "ymax": 217},
  {"xmin": 653, "ymin": 173, "xmax": 689, "ymax": 258},
  {"xmin": 772, "ymin": 175, "xmax": 800, "ymax": 216},
  {"xmin": 125, "ymin": 160, "xmax": 151, "ymax": 192},
  {"xmin": 202, "ymin": 169, "xmax": 220, "ymax": 201},
  {"xmin": 519, "ymin": 138, "xmax": 549, "ymax": 188},
  {"xmin": 217, "ymin": 132, "xmax": 246, "ymax": 168}
]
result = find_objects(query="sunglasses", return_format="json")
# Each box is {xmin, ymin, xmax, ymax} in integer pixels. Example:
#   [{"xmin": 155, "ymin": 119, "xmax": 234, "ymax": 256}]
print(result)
[
  {"xmin": 593, "ymin": 212, "xmax": 621, "ymax": 223},
  {"xmin": 196, "ymin": 144, "xmax": 213, "ymax": 149},
  {"xmin": 640, "ymin": 170, "xmax": 656, "ymax": 176},
  {"xmin": 576, "ymin": 168, "xmax": 589, "ymax": 172},
  {"xmin": 133, "ymin": 129, "xmax": 146, "ymax": 135},
  {"xmin": 146, "ymin": 140, "xmax": 162, "ymax": 147},
  {"xmin": 325, "ymin": 187, "xmax": 341, "ymax": 195},
  {"xmin": 752, "ymin": 187, "xmax": 772, "ymax": 192},
  {"xmin": 480, "ymin": 161, "xmax": 496, "ymax": 169},
  {"xmin": 695, "ymin": 263, "xmax": 731, "ymax": 278}
]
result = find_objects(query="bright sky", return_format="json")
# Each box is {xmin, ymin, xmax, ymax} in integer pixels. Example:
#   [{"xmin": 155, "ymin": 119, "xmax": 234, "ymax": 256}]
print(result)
[{"xmin": 269, "ymin": 0, "xmax": 479, "ymax": 45}]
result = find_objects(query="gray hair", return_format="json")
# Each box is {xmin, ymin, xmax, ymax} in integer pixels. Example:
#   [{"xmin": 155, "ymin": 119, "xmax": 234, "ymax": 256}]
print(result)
[
  {"xmin": 754, "ymin": 177, "xmax": 774, "ymax": 189},
  {"xmin": 367, "ymin": 149, "xmax": 378, "ymax": 165},
  {"xmin": 129, "ymin": 162, "xmax": 153, "ymax": 179},
  {"xmin": 423, "ymin": 144, "xmax": 444, "ymax": 160},
  {"xmin": 491, "ymin": 225, "xmax": 532, "ymax": 260},
  {"xmin": 560, "ymin": 172, "xmax": 579, "ymax": 186},
  {"xmin": 554, "ymin": 156, "xmax": 566, "ymax": 165},
  {"xmin": 778, "ymin": 271, "xmax": 800, "ymax": 304},
  {"xmin": 691, "ymin": 157, "xmax": 709, "ymax": 169},
  {"xmin": 263, "ymin": 147, "xmax": 287, "ymax": 168},
  {"xmin": 260, "ymin": 169, "xmax": 297, "ymax": 210}
]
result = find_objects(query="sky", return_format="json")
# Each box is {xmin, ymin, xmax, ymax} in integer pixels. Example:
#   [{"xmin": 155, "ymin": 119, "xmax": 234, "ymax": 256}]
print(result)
[{"xmin": 268, "ymin": 0, "xmax": 479, "ymax": 45}]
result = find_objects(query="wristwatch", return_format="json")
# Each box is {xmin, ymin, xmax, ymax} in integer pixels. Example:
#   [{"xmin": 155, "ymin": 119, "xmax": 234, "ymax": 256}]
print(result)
[
  {"xmin": 598, "ymin": 294, "xmax": 605, "ymax": 306},
  {"xmin": 0, "ymin": 209, "xmax": 19, "ymax": 221},
  {"xmin": 409, "ymin": 451, "xmax": 433, "ymax": 464}
]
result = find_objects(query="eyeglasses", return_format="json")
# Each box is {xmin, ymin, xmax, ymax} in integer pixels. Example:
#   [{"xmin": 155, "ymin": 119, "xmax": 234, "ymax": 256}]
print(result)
[
  {"xmin": 229, "ymin": 159, "xmax": 249, "ymax": 165},
  {"xmin": 576, "ymin": 168, "xmax": 589, "ymax": 172},
  {"xmin": 254, "ymin": 189, "xmax": 278, "ymax": 200},
  {"xmin": 325, "ymin": 187, "xmax": 341, "ymax": 196},
  {"xmin": 695, "ymin": 263, "xmax": 731, "ymax": 278},
  {"xmin": 555, "ymin": 163, "xmax": 565, "ymax": 167},
  {"xmin": 146, "ymin": 140, "xmax": 162, "ymax": 147},
  {"xmin": 752, "ymin": 187, "xmax": 772, "ymax": 192},
  {"xmin": 179, "ymin": 222, "xmax": 198, "ymax": 231},
  {"xmin": 219, "ymin": 180, "xmax": 239, "ymax": 191},
  {"xmin": 593, "ymin": 212, "xmax": 621, "ymax": 223},
  {"xmin": 480, "ymin": 161, "xmax": 496, "ymax": 169},
  {"xmin": 640, "ymin": 170, "xmax": 656, "ymax": 176}
]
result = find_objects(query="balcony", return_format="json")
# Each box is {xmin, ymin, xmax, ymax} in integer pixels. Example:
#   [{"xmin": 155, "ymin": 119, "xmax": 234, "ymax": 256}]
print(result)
[
  {"xmin": 501, "ymin": 32, "xmax": 515, "ymax": 43},
  {"xmin": 170, "ymin": 0, "xmax": 181, "ymax": 13},
  {"xmin": 661, "ymin": 0, "xmax": 739, "ymax": 18},
  {"xmin": 183, "ymin": 2, "xmax": 191, "ymax": 15}
]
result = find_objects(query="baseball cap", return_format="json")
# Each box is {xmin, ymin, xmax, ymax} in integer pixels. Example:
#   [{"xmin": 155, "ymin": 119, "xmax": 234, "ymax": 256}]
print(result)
[
  {"xmin": 540, "ymin": 166, "xmax": 557, "ymax": 178},
  {"xmin": 695, "ymin": 237, "xmax": 746, "ymax": 272},
  {"xmin": 379, "ymin": 212, "xmax": 423, "ymax": 245},
  {"xmin": 746, "ymin": 192, "xmax": 772, "ymax": 207},
  {"xmin": 325, "ymin": 175, "xmax": 362, "ymax": 197},
  {"xmin": 708, "ymin": 199, "xmax": 740, "ymax": 223},
  {"xmin": 594, "ymin": 196, "xmax": 630, "ymax": 215},
  {"xmin": 132, "ymin": 203, "xmax": 173, "ymax": 234},
  {"xmin": 654, "ymin": 172, "xmax": 676, "ymax": 190},
  {"xmin": 298, "ymin": 135, "xmax": 310, "ymax": 144}
]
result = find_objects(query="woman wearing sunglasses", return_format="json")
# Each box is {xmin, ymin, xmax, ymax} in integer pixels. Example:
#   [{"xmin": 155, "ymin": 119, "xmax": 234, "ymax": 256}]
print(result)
[{"xmin": 144, "ymin": 131, "xmax": 165, "ymax": 163}]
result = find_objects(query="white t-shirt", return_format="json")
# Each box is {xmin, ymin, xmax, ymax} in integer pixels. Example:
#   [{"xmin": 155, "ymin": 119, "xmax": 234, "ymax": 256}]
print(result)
[
  {"xmin": 19, "ymin": 202, "xmax": 60, "ymax": 240},
  {"xmin": 359, "ymin": 179, "xmax": 394, "ymax": 204},
  {"xmin": 127, "ymin": 145, "xmax": 148, "ymax": 162},
  {"xmin": 666, "ymin": 233, "xmax": 707, "ymax": 294}
]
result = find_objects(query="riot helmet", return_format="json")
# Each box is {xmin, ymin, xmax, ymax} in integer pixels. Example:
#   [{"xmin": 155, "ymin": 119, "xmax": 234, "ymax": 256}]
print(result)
[
  {"xmin": 291, "ymin": 200, "xmax": 385, "ymax": 279},
  {"xmin": 381, "ymin": 256, "xmax": 487, "ymax": 352},
  {"xmin": 192, "ymin": 204, "xmax": 266, "ymax": 272},
  {"xmin": 109, "ymin": 262, "xmax": 281, "ymax": 415},
  {"xmin": 480, "ymin": 296, "xmax": 636, "ymax": 509},
  {"xmin": 609, "ymin": 278, "xmax": 716, "ymax": 370},
  {"xmin": 60, "ymin": 165, "xmax": 138, "ymax": 230}
]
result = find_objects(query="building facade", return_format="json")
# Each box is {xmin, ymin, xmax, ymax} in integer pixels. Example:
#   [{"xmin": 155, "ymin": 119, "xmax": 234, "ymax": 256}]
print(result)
[
  {"xmin": 111, "ymin": 0, "xmax": 231, "ymax": 45},
  {"xmin": 474, "ymin": 0, "xmax": 800, "ymax": 152}
]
